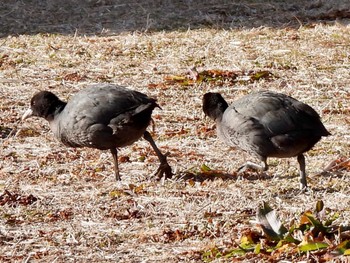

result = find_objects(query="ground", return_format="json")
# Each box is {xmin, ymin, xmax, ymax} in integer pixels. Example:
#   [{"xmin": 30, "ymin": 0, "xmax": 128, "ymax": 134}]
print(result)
[{"xmin": 0, "ymin": 0, "xmax": 350, "ymax": 262}]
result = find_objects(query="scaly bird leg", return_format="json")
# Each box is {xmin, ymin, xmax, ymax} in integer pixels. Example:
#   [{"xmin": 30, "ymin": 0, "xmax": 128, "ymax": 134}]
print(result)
[
  {"xmin": 143, "ymin": 131, "xmax": 172, "ymax": 180},
  {"xmin": 297, "ymin": 154, "xmax": 307, "ymax": 190},
  {"xmin": 110, "ymin": 148, "xmax": 121, "ymax": 181}
]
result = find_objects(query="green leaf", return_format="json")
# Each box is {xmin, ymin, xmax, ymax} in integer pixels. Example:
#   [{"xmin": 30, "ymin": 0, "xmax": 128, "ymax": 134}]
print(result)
[
  {"xmin": 316, "ymin": 200, "xmax": 324, "ymax": 213},
  {"xmin": 239, "ymin": 235, "xmax": 256, "ymax": 251},
  {"xmin": 302, "ymin": 212, "xmax": 328, "ymax": 233},
  {"xmin": 254, "ymin": 243, "xmax": 261, "ymax": 254},
  {"xmin": 224, "ymin": 248, "xmax": 246, "ymax": 257},
  {"xmin": 337, "ymin": 240, "xmax": 350, "ymax": 254},
  {"xmin": 298, "ymin": 242, "xmax": 328, "ymax": 252},
  {"xmin": 325, "ymin": 212, "xmax": 340, "ymax": 226},
  {"xmin": 169, "ymin": 75, "xmax": 186, "ymax": 81},
  {"xmin": 284, "ymin": 233, "xmax": 300, "ymax": 244},
  {"xmin": 109, "ymin": 190, "xmax": 128, "ymax": 198},
  {"xmin": 202, "ymin": 247, "xmax": 222, "ymax": 262},
  {"xmin": 250, "ymin": 70, "xmax": 272, "ymax": 81},
  {"xmin": 200, "ymin": 164, "xmax": 212, "ymax": 172}
]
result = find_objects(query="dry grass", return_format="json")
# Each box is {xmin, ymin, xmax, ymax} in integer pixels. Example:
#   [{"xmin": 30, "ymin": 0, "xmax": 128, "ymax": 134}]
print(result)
[{"xmin": 1, "ymin": 1, "xmax": 350, "ymax": 262}]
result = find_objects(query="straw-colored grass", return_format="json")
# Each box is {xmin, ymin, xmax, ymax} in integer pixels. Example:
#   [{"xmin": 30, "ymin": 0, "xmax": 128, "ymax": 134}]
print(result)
[{"xmin": 1, "ymin": 1, "xmax": 350, "ymax": 262}]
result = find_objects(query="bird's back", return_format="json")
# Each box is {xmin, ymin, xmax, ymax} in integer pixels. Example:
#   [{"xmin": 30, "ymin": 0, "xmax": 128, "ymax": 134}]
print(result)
[
  {"xmin": 55, "ymin": 84, "xmax": 157, "ymax": 149},
  {"xmin": 219, "ymin": 91, "xmax": 330, "ymax": 158}
]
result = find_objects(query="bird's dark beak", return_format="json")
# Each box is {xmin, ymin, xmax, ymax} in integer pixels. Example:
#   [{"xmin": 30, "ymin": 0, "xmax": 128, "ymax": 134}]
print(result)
[{"xmin": 22, "ymin": 108, "xmax": 33, "ymax": 121}]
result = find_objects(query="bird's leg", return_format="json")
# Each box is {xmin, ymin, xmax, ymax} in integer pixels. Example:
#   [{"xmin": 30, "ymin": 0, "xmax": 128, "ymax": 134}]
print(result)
[
  {"xmin": 110, "ymin": 148, "xmax": 121, "ymax": 181},
  {"xmin": 237, "ymin": 158, "xmax": 268, "ymax": 174},
  {"xmin": 143, "ymin": 131, "xmax": 172, "ymax": 180},
  {"xmin": 297, "ymin": 154, "xmax": 307, "ymax": 190}
]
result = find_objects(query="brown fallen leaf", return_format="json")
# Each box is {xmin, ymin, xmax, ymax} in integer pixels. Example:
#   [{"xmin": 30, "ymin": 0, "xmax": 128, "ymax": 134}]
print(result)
[
  {"xmin": 0, "ymin": 190, "xmax": 38, "ymax": 207},
  {"xmin": 324, "ymin": 157, "xmax": 350, "ymax": 172},
  {"xmin": 63, "ymin": 72, "xmax": 85, "ymax": 82}
]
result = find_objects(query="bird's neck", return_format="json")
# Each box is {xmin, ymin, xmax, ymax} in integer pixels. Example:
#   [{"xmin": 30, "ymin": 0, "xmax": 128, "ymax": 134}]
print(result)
[{"xmin": 46, "ymin": 101, "xmax": 67, "ymax": 122}]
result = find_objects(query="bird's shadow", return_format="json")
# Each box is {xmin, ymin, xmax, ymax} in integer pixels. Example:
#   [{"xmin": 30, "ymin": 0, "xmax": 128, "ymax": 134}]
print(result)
[
  {"xmin": 317, "ymin": 169, "xmax": 348, "ymax": 180},
  {"xmin": 174, "ymin": 168, "xmax": 346, "ymax": 195},
  {"xmin": 175, "ymin": 169, "xmax": 273, "ymax": 183}
]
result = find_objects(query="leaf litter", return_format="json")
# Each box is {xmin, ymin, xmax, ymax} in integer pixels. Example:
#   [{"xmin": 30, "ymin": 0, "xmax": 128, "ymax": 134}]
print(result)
[
  {"xmin": 0, "ymin": 190, "xmax": 38, "ymax": 207},
  {"xmin": 150, "ymin": 68, "xmax": 274, "ymax": 88},
  {"xmin": 0, "ymin": 2, "xmax": 350, "ymax": 261},
  {"xmin": 201, "ymin": 201, "xmax": 350, "ymax": 261}
]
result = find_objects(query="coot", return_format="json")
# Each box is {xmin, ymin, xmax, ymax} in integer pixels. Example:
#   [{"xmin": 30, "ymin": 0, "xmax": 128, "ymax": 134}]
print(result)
[
  {"xmin": 202, "ymin": 91, "xmax": 330, "ymax": 189},
  {"xmin": 22, "ymin": 84, "xmax": 172, "ymax": 181}
]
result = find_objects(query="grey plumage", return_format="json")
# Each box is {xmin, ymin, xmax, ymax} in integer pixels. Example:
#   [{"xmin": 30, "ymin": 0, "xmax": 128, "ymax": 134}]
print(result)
[
  {"xmin": 202, "ymin": 91, "xmax": 330, "ymax": 189},
  {"xmin": 22, "ymin": 84, "xmax": 172, "ymax": 181}
]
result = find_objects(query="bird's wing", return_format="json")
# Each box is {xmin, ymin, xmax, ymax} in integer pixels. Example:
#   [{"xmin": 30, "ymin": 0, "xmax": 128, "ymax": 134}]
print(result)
[
  {"xmin": 61, "ymin": 85, "xmax": 153, "ymax": 128},
  {"xmin": 220, "ymin": 92, "xmax": 328, "ymax": 157},
  {"xmin": 231, "ymin": 92, "xmax": 325, "ymax": 136},
  {"xmin": 55, "ymin": 85, "xmax": 156, "ymax": 148}
]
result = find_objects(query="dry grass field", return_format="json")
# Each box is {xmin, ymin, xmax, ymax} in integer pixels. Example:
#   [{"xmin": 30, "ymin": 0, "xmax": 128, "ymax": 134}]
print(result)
[{"xmin": 1, "ymin": 0, "xmax": 350, "ymax": 262}]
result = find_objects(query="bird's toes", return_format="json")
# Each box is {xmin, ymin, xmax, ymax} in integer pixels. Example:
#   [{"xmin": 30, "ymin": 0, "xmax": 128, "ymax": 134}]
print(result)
[
  {"xmin": 156, "ymin": 165, "xmax": 173, "ymax": 181},
  {"xmin": 237, "ymin": 165, "xmax": 247, "ymax": 174},
  {"xmin": 237, "ymin": 161, "xmax": 265, "ymax": 174},
  {"xmin": 154, "ymin": 152, "xmax": 173, "ymax": 180},
  {"xmin": 237, "ymin": 164, "xmax": 254, "ymax": 175},
  {"xmin": 299, "ymin": 183, "xmax": 310, "ymax": 193}
]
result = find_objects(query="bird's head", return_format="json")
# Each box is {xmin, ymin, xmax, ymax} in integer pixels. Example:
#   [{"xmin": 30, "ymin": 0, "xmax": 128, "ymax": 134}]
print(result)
[
  {"xmin": 202, "ymin": 92, "xmax": 228, "ymax": 121},
  {"xmin": 22, "ymin": 91, "xmax": 65, "ymax": 122}
]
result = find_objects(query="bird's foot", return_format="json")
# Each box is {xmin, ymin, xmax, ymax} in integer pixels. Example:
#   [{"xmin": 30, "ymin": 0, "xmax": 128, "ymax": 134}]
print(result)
[
  {"xmin": 114, "ymin": 180, "xmax": 130, "ymax": 189},
  {"xmin": 237, "ymin": 161, "xmax": 265, "ymax": 174},
  {"xmin": 298, "ymin": 185, "xmax": 311, "ymax": 195},
  {"xmin": 299, "ymin": 182, "xmax": 309, "ymax": 192},
  {"xmin": 237, "ymin": 165, "xmax": 248, "ymax": 174},
  {"xmin": 153, "ymin": 152, "xmax": 172, "ymax": 181}
]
